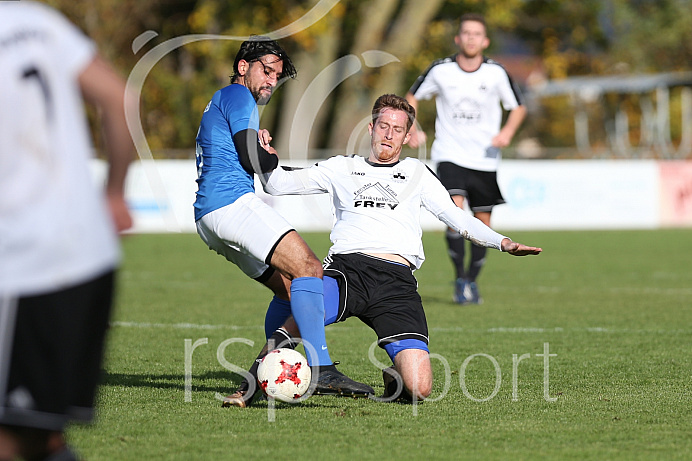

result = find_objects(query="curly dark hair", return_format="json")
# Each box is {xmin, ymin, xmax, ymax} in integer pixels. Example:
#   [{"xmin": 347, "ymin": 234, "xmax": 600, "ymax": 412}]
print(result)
[{"xmin": 231, "ymin": 35, "xmax": 297, "ymax": 83}]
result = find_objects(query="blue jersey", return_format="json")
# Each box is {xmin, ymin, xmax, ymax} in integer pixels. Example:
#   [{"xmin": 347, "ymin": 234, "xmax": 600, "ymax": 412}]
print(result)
[{"xmin": 194, "ymin": 84, "xmax": 260, "ymax": 221}]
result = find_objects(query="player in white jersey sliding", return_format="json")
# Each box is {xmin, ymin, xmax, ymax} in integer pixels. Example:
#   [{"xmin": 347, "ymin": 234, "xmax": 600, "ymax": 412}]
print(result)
[
  {"xmin": 223, "ymin": 94, "xmax": 540, "ymax": 406},
  {"xmin": 406, "ymin": 13, "xmax": 527, "ymax": 305}
]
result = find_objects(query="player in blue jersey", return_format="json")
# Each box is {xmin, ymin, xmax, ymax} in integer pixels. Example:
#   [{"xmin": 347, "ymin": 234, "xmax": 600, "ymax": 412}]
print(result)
[{"xmin": 194, "ymin": 37, "xmax": 373, "ymax": 407}]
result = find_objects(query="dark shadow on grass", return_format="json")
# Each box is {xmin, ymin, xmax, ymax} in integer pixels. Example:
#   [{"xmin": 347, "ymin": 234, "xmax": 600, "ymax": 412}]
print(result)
[
  {"xmin": 101, "ymin": 370, "xmax": 242, "ymax": 393},
  {"xmin": 421, "ymin": 294, "xmax": 463, "ymax": 305},
  {"xmin": 101, "ymin": 371, "xmax": 386, "ymax": 407},
  {"xmin": 242, "ymin": 396, "xmax": 380, "ymax": 410}
]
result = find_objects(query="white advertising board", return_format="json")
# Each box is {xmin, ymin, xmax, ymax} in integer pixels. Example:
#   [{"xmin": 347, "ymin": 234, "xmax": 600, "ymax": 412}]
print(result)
[
  {"xmin": 93, "ymin": 159, "xmax": 671, "ymax": 233},
  {"xmin": 493, "ymin": 160, "xmax": 659, "ymax": 230}
]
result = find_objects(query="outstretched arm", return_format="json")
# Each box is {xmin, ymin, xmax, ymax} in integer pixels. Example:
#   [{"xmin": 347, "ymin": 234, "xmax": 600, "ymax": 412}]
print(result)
[
  {"xmin": 263, "ymin": 163, "xmax": 328, "ymax": 196},
  {"xmin": 422, "ymin": 165, "xmax": 541, "ymax": 255},
  {"xmin": 440, "ymin": 208, "xmax": 542, "ymax": 256},
  {"xmin": 501, "ymin": 238, "xmax": 542, "ymax": 256}
]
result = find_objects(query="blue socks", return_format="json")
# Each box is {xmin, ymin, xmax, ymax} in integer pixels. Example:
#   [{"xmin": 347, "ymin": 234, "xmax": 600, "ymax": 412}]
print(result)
[
  {"xmin": 290, "ymin": 277, "xmax": 331, "ymax": 366},
  {"xmin": 323, "ymin": 275, "xmax": 340, "ymax": 326},
  {"xmin": 264, "ymin": 278, "xmax": 336, "ymax": 365},
  {"xmin": 264, "ymin": 296, "xmax": 292, "ymax": 339}
]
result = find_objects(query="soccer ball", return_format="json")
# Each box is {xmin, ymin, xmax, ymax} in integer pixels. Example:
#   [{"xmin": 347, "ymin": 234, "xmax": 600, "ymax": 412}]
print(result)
[{"xmin": 257, "ymin": 348, "xmax": 312, "ymax": 403}]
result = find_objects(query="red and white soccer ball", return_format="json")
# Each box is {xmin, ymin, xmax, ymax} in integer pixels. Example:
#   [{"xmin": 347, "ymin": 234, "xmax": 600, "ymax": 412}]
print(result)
[{"xmin": 257, "ymin": 348, "xmax": 311, "ymax": 403}]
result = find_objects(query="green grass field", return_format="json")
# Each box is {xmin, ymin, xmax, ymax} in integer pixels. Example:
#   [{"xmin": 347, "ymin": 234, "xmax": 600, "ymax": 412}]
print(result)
[{"xmin": 67, "ymin": 229, "xmax": 692, "ymax": 460}]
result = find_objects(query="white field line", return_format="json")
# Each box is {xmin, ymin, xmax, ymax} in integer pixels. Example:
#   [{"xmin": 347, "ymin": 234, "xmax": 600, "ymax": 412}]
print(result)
[
  {"xmin": 110, "ymin": 321, "xmax": 691, "ymax": 335},
  {"xmin": 110, "ymin": 321, "xmax": 262, "ymax": 330},
  {"xmin": 431, "ymin": 327, "xmax": 691, "ymax": 334},
  {"xmin": 532, "ymin": 285, "xmax": 692, "ymax": 295},
  {"xmin": 608, "ymin": 287, "xmax": 692, "ymax": 295}
]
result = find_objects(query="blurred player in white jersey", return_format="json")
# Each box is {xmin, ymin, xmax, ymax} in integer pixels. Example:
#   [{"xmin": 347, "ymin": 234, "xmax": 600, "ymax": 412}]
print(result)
[
  {"xmin": 0, "ymin": 2, "xmax": 133, "ymax": 460},
  {"xmin": 406, "ymin": 13, "xmax": 527, "ymax": 305},
  {"xmin": 224, "ymin": 94, "xmax": 540, "ymax": 405}
]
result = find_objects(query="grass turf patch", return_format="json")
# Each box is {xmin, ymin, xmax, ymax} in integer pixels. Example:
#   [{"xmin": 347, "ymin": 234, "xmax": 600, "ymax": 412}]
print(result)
[{"xmin": 67, "ymin": 230, "xmax": 692, "ymax": 460}]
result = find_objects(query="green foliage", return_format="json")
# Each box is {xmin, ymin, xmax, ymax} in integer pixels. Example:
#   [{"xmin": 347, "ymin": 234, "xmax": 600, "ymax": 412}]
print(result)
[
  {"xmin": 610, "ymin": 0, "xmax": 692, "ymax": 72},
  {"xmin": 43, "ymin": 0, "xmax": 692, "ymax": 154},
  {"xmin": 66, "ymin": 230, "xmax": 692, "ymax": 459},
  {"xmin": 513, "ymin": 0, "xmax": 609, "ymax": 77}
]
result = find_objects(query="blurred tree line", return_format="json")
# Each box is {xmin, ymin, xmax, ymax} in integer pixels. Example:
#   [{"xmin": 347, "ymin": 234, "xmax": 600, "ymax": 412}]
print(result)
[{"xmin": 45, "ymin": 0, "xmax": 692, "ymax": 158}]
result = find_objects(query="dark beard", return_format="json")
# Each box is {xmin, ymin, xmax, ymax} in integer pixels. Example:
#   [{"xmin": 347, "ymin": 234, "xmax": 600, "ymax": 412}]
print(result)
[{"xmin": 253, "ymin": 87, "xmax": 273, "ymax": 105}]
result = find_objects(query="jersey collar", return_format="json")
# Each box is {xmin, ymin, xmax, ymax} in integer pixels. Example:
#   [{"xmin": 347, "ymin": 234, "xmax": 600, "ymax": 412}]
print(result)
[{"xmin": 365, "ymin": 158, "xmax": 400, "ymax": 168}]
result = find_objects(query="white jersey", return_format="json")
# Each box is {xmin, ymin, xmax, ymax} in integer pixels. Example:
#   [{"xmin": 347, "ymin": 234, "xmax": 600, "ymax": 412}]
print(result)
[
  {"xmin": 264, "ymin": 155, "xmax": 507, "ymax": 269},
  {"xmin": 0, "ymin": 2, "xmax": 120, "ymax": 296},
  {"xmin": 410, "ymin": 55, "xmax": 523, "ymax": 172}
]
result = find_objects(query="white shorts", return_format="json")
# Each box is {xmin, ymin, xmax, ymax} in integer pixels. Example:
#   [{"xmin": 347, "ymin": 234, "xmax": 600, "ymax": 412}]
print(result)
[{"xmin": 196, "ymin": 193, "xmax": 294, "ymax": 279}]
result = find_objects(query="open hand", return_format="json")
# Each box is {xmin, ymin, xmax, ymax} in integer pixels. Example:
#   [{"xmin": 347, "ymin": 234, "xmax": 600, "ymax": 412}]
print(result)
[{"xmin": 501, "ymin": 239, "xmax": 542, "ymax": 256}]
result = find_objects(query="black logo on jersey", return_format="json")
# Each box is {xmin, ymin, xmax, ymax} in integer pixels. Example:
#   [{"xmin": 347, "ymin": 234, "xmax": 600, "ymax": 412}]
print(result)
[
  {"xmin": 479, "ymin": 83, "xmax": 487, "ymax": 92},
  {"xmin": 392, "ymin": 168, "xmax": 407, "ymax": 182},
  {"xmin": 351, "ymin": 171, "xmax": 365, "ymax": 176},
  {"xmin": 353, "ymin": 182, "xmax": 399, "ymax": 210}
]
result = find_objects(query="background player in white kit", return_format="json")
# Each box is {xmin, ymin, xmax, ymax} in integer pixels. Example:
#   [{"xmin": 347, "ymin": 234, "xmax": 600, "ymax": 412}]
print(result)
[
  {"xmin": 0, "ymin": 2, "xmax": 133, "ymax": 460},
  {"xmin": 406, "ymin": 13, "xmax": 527, "ymax": 305},
  {"xmin": 225, "ymin": 94, "xmax": 540, "ymax": 405}
]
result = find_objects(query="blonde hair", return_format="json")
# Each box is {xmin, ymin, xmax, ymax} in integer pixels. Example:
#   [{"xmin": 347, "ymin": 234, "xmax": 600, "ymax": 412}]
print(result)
[{"xmin": 371, "ymin": 94, "xmax": 416, "ymax": 132}]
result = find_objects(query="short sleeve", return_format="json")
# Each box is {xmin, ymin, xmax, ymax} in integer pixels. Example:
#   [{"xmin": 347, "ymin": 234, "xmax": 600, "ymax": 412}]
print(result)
[
  {"xmin": 410, "ymin": 61, "xmax": 443, "ymax": 100},
  {"xmin": 37, "ymin": 2, "xmax": 96, "ymax": 77},
  {"xmin": 498, "ymin": 68, "xmax": 523, "ymax": 111},
  {"xmin": 217, "ymin": 85, "xmax": 260, "ymax": 135}
]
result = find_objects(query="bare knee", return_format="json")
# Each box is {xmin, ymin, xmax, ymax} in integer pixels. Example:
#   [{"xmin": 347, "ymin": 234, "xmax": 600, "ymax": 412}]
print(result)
[
  {"xmin": 395, "ymin": 349, "xmax": 433, "ymax": 401},
  {"xmin": 270, "ymin": 231, "xmax": 323, "ymax": 280},
  {"xmin": 279, "ymin": 253, "xmax": 323, "ymax": 280},
  {"xmin": 403, "ymin": 372, "xmax": 432, "ymax": 400},
  {"xmin": 295, "ymin": 255, "xmax": 323, "ymax": 279}
]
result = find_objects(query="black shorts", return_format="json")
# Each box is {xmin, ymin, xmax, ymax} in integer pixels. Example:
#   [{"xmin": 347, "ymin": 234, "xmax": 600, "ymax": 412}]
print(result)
[
  {"xmin": 436, "ymin": 162, "xmax": 505, "ymax": 212},
  {"xmin": 323, "ymin": 253, "xmax": 428, "ymax": 348},
  {"xmin": 0, "ymin": 270, "xmax": 115, "ymax": 431}
]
